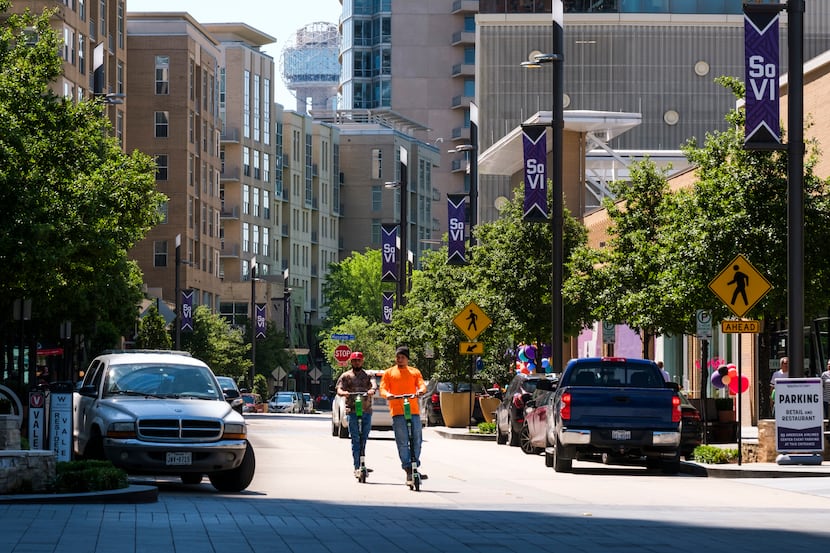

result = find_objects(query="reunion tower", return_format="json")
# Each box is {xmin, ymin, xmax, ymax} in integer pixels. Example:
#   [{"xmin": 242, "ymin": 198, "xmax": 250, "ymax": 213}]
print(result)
[{"xmin": 279, "ymin": 21, "xmax": 340, "ymax": 114}]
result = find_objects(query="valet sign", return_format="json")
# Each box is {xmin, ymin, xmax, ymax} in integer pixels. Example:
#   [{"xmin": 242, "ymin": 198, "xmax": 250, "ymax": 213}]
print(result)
[
  {"xmin": 49, "ymin": 392, "xmax": 73, "ymax": 462},
  {"xmin": 774, "ymin": 378, "xmax": 823, "ymax": 454}
]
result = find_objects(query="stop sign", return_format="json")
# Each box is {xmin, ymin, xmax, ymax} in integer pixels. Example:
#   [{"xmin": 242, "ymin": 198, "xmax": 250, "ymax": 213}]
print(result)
[{"xmin": 333, "ymin": 344, "xmax": 352, "ymax": 366}]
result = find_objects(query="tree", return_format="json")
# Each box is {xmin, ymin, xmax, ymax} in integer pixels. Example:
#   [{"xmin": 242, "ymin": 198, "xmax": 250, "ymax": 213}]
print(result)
[
  {"xmin": 318, "ymin": 315, "xmax": 395, "ymax": 379},
  {"xmin": 0, "ymin": 4, "xmax": 164, "ymax": 352},
  {"xmin": 321, "ymin": 249, "xmax": 385, "ymax": 328},
  {"xmin": 135, "ymin": 304, "xmax": 172, "ymax": 350},
  {"xmin": 180, "ymin": 306, "xmax": 250, "ymax": 381}
]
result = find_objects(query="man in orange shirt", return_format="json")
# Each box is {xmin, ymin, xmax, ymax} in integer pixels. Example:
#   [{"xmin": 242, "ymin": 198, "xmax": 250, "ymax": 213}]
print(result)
[{"xmin": 380, "ymin": 346, "xmax": 428, "ymax": 484}]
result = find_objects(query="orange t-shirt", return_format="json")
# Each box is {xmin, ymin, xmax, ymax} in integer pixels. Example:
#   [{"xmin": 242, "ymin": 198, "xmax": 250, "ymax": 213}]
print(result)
[{"xmin": 380, "ymin": 365, "xmax": 426, "ymax": 416}]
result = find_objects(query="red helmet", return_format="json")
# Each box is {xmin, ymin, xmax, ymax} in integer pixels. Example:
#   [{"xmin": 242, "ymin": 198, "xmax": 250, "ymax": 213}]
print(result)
[{"xmin": 349, "ymin": 351, "xmax": 364, "ymax": 361}]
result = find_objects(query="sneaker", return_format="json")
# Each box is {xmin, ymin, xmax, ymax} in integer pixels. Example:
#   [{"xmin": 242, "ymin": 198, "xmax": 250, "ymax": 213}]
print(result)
[
  {"xmin": 405, "ymin": 467, "xmax": 413, "ymax": 485},
  {"xmin": 354, "ymin": 469, "xmax": 361, "ymax": 479}
]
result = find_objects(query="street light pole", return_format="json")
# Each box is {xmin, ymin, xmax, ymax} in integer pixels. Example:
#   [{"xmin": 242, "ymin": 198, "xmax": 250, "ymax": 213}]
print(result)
[
  {"xmin": 521, "ymin": 1, "xmax": 565, "ymax": 371},
  {"xmin": 385, "ymin": 145, "xmax": 409, "ymax": 307},
  {"xmin": 174, "ymin": 234, "xmax": 181, "ymax": 350},
  {"xmin": 250, "ymin": 257, "xmax": 257, "ymax": 391}
]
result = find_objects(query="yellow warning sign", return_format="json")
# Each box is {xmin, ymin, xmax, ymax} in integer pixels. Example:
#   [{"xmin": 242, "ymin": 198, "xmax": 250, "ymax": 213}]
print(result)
[
  {"xmin": 453, "ymin": 301, "xmax": 492, "ymax": 341},
  {"xmin": 708, "ymin": 254, "xmax": 772, "ymax": 318},
  {"xmin": 721, "ymin": 320, "xmax": 762, "ymax": 334},
  {"xmin": 459, "ymin": 342, "xmax": 484, "ymax": 355}
]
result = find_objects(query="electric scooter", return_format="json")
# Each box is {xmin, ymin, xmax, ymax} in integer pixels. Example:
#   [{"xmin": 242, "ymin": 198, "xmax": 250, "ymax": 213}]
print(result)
[
  {"xmin": 348, "ymin": 392, "xmax": 369, "ymax": 483},
  {"xmin": 390, "ymin": 393, "xmax": 421, "ymax": 491}
]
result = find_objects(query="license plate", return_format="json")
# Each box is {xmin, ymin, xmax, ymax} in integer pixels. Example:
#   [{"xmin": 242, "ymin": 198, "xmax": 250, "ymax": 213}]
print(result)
[
  {"xmin": 166, "ymin": 452, "xmax": 192, "ymax": 466},
  {"xmin": 611, "ymin": 430, "xmax": 631, "ymax": 440}
]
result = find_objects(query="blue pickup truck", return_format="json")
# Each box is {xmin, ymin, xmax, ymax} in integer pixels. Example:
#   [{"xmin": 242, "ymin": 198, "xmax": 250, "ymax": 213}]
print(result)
[{"xmin": 545, "ymin": 357, "xmax": 682, "ymax": 474}]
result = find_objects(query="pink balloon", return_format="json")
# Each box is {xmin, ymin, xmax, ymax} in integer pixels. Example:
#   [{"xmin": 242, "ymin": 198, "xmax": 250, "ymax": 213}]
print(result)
[{"xmin": 722, "ymin": 374, "xmax": 732, "ymax": 386}]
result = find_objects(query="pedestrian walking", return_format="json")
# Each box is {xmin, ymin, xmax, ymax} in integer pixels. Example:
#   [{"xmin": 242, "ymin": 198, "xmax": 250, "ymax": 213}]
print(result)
[
  {"xmin": 657, "ymin": 361, "xmax": 671, "ymax": 382},
  {"xmin": 380, "ymin": 346, "xmax": 428, "ymax": 485},
  {"xmin": 821, "ymin": 361, "xmax": 830, "ymax": 420},
  {"xmin": 335, "ymin": 351, "xmax": 376, "ymax": 478},
  {"xmin": 770, "ymin": 356, "xmax": 789, "ymax": 416}
]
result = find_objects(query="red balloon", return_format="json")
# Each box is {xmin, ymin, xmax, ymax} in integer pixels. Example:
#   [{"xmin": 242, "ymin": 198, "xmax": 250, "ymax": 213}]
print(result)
[
  {"xmin": 728, "ymin": 374, "xmax": 750, "ymax": 394},
  {"xmin": 728, "ymin": 367, "xmax": 738, "ymax": 380}
]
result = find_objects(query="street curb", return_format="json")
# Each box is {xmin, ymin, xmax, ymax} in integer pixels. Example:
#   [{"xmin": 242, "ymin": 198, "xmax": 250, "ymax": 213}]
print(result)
[
  {"xmin": 681, "ymin": 462, "xmax": 830, "ymax": 478},
  {"xmin": 0, "ymin": 484, "xmax": 159, "ymax": 504},
  {"xmin": 434, "ymin": 429, "xmax": 495, "ymax": 441}
]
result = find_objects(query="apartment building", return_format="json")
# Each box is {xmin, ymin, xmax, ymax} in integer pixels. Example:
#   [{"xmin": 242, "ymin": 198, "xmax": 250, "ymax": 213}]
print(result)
[
  {"xmin": 125, "ymin": 13, "xmax": 223, "ymax": 311},
  {"xmin": 11, "ymin": 0, "xmax": 127, "ymax": 144}
]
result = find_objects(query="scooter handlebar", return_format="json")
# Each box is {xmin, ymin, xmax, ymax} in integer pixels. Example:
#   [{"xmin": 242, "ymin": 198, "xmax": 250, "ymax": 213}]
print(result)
[{"xmin": 387, "ymin": 393, "xmax": 419, "ymax": 399}]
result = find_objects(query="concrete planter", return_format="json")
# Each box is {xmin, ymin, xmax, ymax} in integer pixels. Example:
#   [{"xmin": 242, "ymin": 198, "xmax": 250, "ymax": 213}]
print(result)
[
  {"xmin": 439, "ymin": 391, "xmax": 472, "ymax": 428},
  {"xmin": 479, "ymin": 397, "xmax": 500, "ymax": 424}
]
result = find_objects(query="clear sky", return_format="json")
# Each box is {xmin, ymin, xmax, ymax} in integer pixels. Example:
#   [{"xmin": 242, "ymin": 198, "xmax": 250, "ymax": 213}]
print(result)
[{"xmin": 132, "ymin": 0, "xmax": 342, "ymax": 109}]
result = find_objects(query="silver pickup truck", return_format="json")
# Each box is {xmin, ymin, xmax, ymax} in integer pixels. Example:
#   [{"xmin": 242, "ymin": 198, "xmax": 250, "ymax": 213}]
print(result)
[{"xmin": 74, "ymin": 350, "xmax": 255, "ymax": 492}]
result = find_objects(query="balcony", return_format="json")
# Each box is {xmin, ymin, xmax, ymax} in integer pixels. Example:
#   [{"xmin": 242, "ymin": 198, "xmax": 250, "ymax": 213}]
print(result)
[
  {"xmin": 220, "ymin": 204, "xmax": 241, "ymax": 219},
  {"xmin": 311, "ymin": 231, "xmax": 318, "ymax": 244},
  {"xmin": 282, "ymin": 224, "xmax": 289, "ymax": 237},
  {"xmin": 220, "ymin": 243, "xmax": 240, "ymax": 258},
  {"xmin": 452, "ymin": 126, "xmax": 471, "ymax": 141},
  {"xmin": 451, "ymin": 159, "xmax": 468, "ymax": 173},
  {"xmin": 221, "ymin": 167, "xmax": 240, "ymax": 182},
  {"xmin": 451, "ymin": 94, "xmax": 473, "ymax": 109},
  {"xmin": 221, "ymin": 127, "xmax": 241, "ymax": 143},
  {"xmin": 452, "ymin": 63, "xmax": 475, "ymax": 78},
  {"xmin": 451, "ymin": 0, "xmax": 479, "ymax": 13},
  {"xmin": 451, "ymin": 30, "xmax": 475, "ymax": 46}
]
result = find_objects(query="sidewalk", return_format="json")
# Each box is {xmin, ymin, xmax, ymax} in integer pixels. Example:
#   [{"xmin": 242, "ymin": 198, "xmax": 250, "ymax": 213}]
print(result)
[{"xmin": 434, "ymin": 426, "xmax": 830, "ymax": 478}]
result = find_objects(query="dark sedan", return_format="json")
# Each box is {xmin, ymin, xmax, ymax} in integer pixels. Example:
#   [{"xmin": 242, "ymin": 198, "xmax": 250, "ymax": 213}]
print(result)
[{"xmin": 496, "ymin": 373, "xmax": 559, "ymax": 447}]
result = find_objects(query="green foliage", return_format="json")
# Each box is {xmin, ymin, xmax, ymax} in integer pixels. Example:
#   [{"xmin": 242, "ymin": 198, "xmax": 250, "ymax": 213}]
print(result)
[
  {"xmin": 52, "ymin": 460, "xmax": 129, "ymax": 493},
  {"xmin": 245, "ymin": 320, "xmax": 291, "ymax": 382},
  {"xmin": 476, "ymin": 421, "xmax": 496, "ymax": 434},
  {"xmin": 319, "ymin": 315, "xmax": 395, "ymax": 379},
  {"xmin": 322, "ymin": 249, "xmax": 385, "ymax": 326},
  {"xmin": 253, "ymin": 373, "xmax": 268, "ymax": 399},
  {"xmin": 0, "ymin": 5, "xmax": 165, "ymax": 343},
  {"xmin": 180, "ymin": 305, "xmax": 251, "ymax": 381},
  {"xmin": 136, "ymin": 303, "xmax": 172, "ymax": 350},
  {"xmin": 691, "ymin": 445, "xmax": 738, "ymax": 464}
]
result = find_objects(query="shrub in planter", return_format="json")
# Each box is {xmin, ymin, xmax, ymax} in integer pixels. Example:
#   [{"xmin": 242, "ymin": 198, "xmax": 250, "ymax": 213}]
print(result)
[
  {"xmin": 691, "ymin": 445, "xmax": 738, "ymax": 464},
  {"xmin": 476, "ymin": 421, "xmax": 496, "ymax": 434},
  {"xmin": 52, "ymin": 460, "xmax": 129, "ymax": 493}
]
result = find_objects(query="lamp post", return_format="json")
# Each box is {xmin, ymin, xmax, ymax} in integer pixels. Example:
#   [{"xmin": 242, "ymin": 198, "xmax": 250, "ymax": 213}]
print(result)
[
  {"xmin": 521, "ymin": 1, "xmax": 564, "ymax": 371},
  {"xmin": 449, "ymin": 142, "xmax": 478, "ymax": 250},
  {"xmin": 250, "ymin": 257, "xmax": 257, "ymax": 391},
  {"xmin": 174, "ymin": 234, "xmax": 181, "ymax": 350},
  {"xmin": 385, "ymin": 146, "xmax": 409, "ymax": 307}
]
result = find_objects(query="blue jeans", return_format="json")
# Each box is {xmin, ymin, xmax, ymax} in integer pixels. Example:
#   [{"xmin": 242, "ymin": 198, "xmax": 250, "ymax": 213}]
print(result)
[
  {"xmin": 347, "ymin": 412, "xmax": 372, "ymax": 469},
  {"xmin": 392, "ymin": 414, "xmax": 422, "ymax": 469}
]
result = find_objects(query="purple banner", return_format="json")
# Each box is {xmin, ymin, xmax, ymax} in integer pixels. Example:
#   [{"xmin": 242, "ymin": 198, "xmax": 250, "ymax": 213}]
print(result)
[
  {"xmin": 447, "ymin": 194, "xmax": 467, "ymax": 265},
  {"xmin": 744, "ymin": 6, "xmax": 781, "ymax": 147},
  {"xmin": 382, "ymin": 291, "xmax": 394, "ymax": 324},
  {"xmin": 381, "ymin": 223, "xmax": 398, "ymax": 282},
  {"xmin": 181, "ymin": 290, "xmax": 194, "ymax": 332},
  {"xmin": 522, "ymin": 125, "xmax": 548, "ymax": 222},
  {"xmin": 255, "ymin": 304, "xmax": 266, "ymax": 339}
]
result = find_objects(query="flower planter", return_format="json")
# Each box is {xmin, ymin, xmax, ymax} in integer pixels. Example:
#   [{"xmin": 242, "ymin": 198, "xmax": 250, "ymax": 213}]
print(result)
[
  {"xmin": 479, "ymin": 397, "xmax": 500, "ymax": 424},
  {"xmin": 439, "ymin": 391, "xmax": 472, "ymax": 428}
]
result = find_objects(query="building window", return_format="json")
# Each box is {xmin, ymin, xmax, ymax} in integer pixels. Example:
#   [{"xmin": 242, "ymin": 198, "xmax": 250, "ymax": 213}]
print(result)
[
  {"xmin": 155, "ymin": 55, "xmax": 169, "ymax": 95},
  {"xmin": 155, "ymin": 154, "xmax": 168, "ymax": 181},
  {"xmin": 263, "ymin": 189, "xmax": 270, "ymax": 220},
  {"xmin": 253, "ymin": 187, "xmax": 261, "ymax": 217},
  {"xmin": 243, "ymin": 146, "xmax": 250, "ymax": 177},
  {"xmin": 78, "ymin": 34, "xmax": 85, "ymax": 74},
  {"xmin": 263, "ymin": 78, "xmax": 271, "ymax": 145},
  {"xmin": 243, "ymin": 185, "xmax": 250, "ymax": 215},
  {"xmin": 253, "ymin": 74, "xmax": 260, "ymax": 142},
  {"xmin": 372, "ymin": 185, "xmax": 382, "ymax": 211},
  {"xmin": 154, "ymin": 111, "xmax": 169, "ymax": 138},
  {"xmin": 189, "ymin": 112, "xmax": 195, "ymax": 143},
  {"xmin": 371, "ymin": 219, "xmax": 381, "ymax": 245},
  {"xmin": 371, "ymin": 148, "xmax": 382, "ymax": 179},
  {"xmin": 243, "ymin": 70, "xmax": 251, "ymax": 139},
  {"xmin": 263, "ymin": 227, "xmax": 269, "ymax": 257},
  {"xmin": 243, "ymin": 222, "xmax": 250, "ymax": 253},
  {"xmin": 263, "ymin": 152, "xmax": 270, "ymax": 184},
  {"xmin": 252, "ymin": 225, "xmax": 260, "ymax": 255},
  {"xmin": 158, "ymin": 200, "xmax": 168, "ymax": 224},
  {"xmin": 154, "ymin": 240, "xmax": 168, "ymax": 267}
]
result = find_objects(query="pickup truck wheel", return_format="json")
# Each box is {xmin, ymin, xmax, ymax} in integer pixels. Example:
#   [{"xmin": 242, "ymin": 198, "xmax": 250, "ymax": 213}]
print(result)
[
  {"xmin": 553, "ymin": 438, "xmax": 572, "ymax": 473},
  {"xmin": 507, "ymin": 419, "xmax": 521, "ymax": 447},
  {"xmin": 496, "ymin": 424, "xmax": 507, "ymax": 445},
  {"xmin": 180, "ymin": 473, "xmax": 203, "ymax": 485},
  {"xmin": 519, "ymin": 423, "xmax": 536, "ymax": 455},
  {"xmin": 83, "ymin": 430, "xmax": 106, "ymax": 461},
  {"xmin": 645, "ymin": 457, "xmax": 661, "ymax": 470},
  {"xmin": 208, "ymin": 441, "xmax": 256, "ymax": 492},
  {"xmin": 661, "ymin": 453, "xmax": 681, "ymax": 475}
]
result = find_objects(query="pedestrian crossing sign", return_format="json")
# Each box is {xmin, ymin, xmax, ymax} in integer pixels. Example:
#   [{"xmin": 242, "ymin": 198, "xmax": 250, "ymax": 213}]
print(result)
[
  {"xmin": 453, "ymin": 301, "xmax": 492, "ymax": 341},
  {"xmin": 708, "ymin": 254, "xmax": 772, "ymax": 318}
]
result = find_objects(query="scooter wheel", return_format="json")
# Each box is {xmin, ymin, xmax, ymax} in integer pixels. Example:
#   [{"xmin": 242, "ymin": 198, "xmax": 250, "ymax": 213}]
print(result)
[
  {"xmin": 359, "ymin": 470, "xmax": 367, "ymax": 483},
  {"xmin": 413, "ymin": 474, "xmax": 420, "ymax": 491}
]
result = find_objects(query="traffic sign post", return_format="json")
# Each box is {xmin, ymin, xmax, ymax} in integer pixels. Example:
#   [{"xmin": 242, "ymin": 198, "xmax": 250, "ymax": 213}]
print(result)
[
  {"xmin": 708, "ymin": 254, "xmax": 772, "ymax": 318},
  {"xmin": 333, "ymin": 344, "xmax": 352, "ymax": 367},
  {"xmin": 459, "ymin": 342, "xmax": 484, "ymax": 355}
]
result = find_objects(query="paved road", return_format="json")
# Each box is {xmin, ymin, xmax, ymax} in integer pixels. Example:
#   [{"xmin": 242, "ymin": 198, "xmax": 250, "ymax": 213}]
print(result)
[{"xmin": 2, "ymin": 412, "xmax": 830, "ymax": 553}]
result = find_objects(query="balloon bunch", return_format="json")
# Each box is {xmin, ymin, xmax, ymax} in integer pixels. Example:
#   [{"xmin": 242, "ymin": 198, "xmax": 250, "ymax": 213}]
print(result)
[
  {"xmin": 711, "ymin": 363, "xmax": 749, "ymax": 394},
  {"xmin": 516, "ymin": 345, "xmax": 538, "ymax": 373}
]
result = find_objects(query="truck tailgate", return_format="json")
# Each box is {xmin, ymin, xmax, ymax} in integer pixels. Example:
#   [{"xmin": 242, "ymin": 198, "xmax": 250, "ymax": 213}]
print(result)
[{"xmin": 566, "ymin": 387, "xmax": 678, "ymax": 429}]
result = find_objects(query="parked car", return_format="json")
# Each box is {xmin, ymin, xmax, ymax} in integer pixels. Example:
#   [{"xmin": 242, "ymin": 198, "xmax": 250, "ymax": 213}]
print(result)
[
  {"xmin": 241, "ymin": 392, "xmax": 263, "ymax": 413},
  {"xmin": 269, "ymin": 391, "xmax": 302, "ymax": 413},
  {"xmin": 420, "ymin": 380, "xmax": 485, "ymax": 426},
  {"xmin": 331, "ymin": 370, "xmax": 392, "ymax": 438},
  {"xmin": 496, "ymin": 373, "xmax": 559, "ymax": 447},
  {"xmin": 73, "ymin": 350, "xmax": 255, "ymax": 492},
  {"xmin": 302, "ymin": 392, "xmax": 314, "ymax": 413},
  {"xmin": 215, "ymin": 376, "xmax": 244, "ymax": 414},
  {"xmin": 679, "ymin": 391, "xmax": 703, "ymax": 459},
  {"xmin": 520, "ymin": 377, "xmax": 559, "ymax": 456}
]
